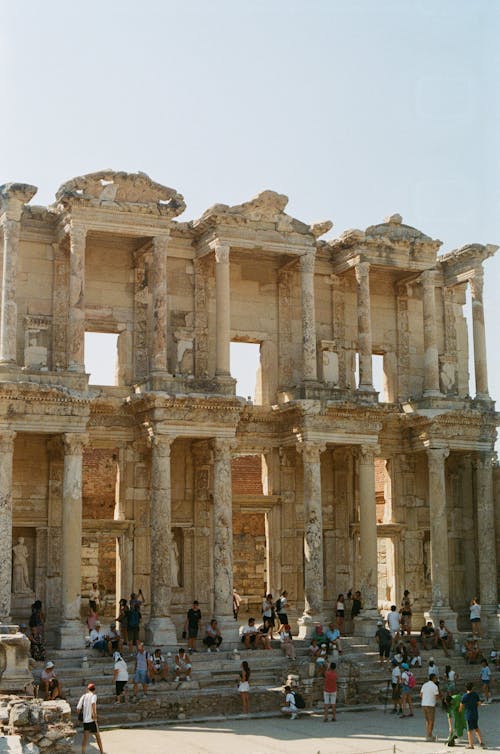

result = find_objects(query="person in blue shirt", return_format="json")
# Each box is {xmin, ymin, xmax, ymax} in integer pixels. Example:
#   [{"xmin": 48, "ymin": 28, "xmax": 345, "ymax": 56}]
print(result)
[
  {"xmin": 480, "ymin": 660, "xmax": 492, "ymax": 704},
  {"xmin": 459, "ymin": 682, "xmax": 486, "ymax": 750}
]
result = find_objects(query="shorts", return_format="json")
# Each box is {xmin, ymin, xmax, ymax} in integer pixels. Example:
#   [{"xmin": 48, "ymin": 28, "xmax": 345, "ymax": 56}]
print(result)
[
  {"xmin": 466, "ymin": 715, "xmax": 479, "ymax": 731},
  {"xmin": 242, "ymin": 634, "xmax": 256, "ymax": 644},
  {"xmin": 401, "ymin": 685, "xmax": 410, "ymax": 695},
  {"xmin": 422, "ymin": 706, "xmax": 435, "ymax": 723},
  {"xmin": 128, "ymin": 626, "xmax": 140, "ymax": 643},
  {"xmin": 323, "ymin": 691, "xmax": 337, "ymax": 704},
  {"xmin": 188, "ymin": 625, "xmax": 199, "ymax": 639},
  {"xmin": 134, "ymin": 669, "xmax": 149, "ymax": 684},
  {"xmin": 391, "ymin": 684, "xmax": 401, "ymax": 701},
  {"xmin": 115, "ymin": 680, "xmax": 127, "ymax": 695},
  {"xmin": 379, "ymin": 644, "xmax": 390, "ymax": 658},
  {"xmin": 83, "ymin": 721, "xmax": 97, "ymax": 732},
  {"xmin": 481, "ymin": 681, "xmax": 490, "ymax": 691},
  {"xmin": 470, "ymin": 617, "xmax": 480, "ymax": 623},
  {"xmin": 336, "ymin": 610, "xmax": 344, "ymax": 618}
]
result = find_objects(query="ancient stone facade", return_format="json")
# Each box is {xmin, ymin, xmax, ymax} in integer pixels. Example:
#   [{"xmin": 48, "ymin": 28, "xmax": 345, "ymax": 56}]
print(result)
[{"xmin": 0, "ymin": 171, "xmax": 498, "ymax": 646}]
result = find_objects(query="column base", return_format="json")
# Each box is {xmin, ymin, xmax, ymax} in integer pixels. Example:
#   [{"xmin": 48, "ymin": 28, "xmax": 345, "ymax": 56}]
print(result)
[
  {"xmin": 423, "ymin": 389, "xmax": 442, "ymax": 398},
  {"xmin": 145, "ymin": 616, "xmax": 178, "ymax": 647},
  {"xmin": 353, "ymin": 609, "xmax": 380, "ymax": 637},
  {"xmin": 297, "ymin": 613, "xmax": 324, "ymax": 639},
  {"xmin": 57, "ymin": 620, "xmax": 85, "ymax": 649},
  {"xmin": 215, "ymin": 615, "xmax": 241, "ymax": 646},
  {"xmin": 424, "ymin": 607, "xmax": 458, "ymax": 635},
  {"xmin": 484, "ymin": 607, "xmax": 500, "ymax": 638}
]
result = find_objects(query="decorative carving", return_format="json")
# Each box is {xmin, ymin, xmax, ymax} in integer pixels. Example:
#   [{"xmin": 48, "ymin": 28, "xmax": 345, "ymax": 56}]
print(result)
[{"xmin": 62, "ymin": 433, "xmax": 89, "ymax": 456}]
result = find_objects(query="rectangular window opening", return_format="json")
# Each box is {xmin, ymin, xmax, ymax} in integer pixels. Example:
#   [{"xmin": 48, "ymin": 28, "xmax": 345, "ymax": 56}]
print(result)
[
  {"xmin": 230, "ymin": 341, "xmax": 261, "ymax": 404},
  {"xmin": 85, "ymin": 332, "xmax": 118, "ymax": 386},
  {"xmin": 372, "ymin": 354, "xmax": 385, "ymax": 400}
]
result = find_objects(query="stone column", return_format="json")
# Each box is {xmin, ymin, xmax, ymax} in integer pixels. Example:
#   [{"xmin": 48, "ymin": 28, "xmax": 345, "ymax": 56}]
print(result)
[
  {"xmin": 67, "ymin": 224, "xmax": 87, "ymax": 372},
  {"xmin": 150, "ymin": 233, "xmax": 170, "ymax": 374},
  {"xmin": 354, "ymin": 261, "xmax": 374, "ymax": 390},
  {"xmin": 421, "ymin": 270, "xmax": 441, "ymax": 396},
  {"xmin": 475, "ymin": 453, "xmax": 500, "ymax": 635},
  {"xmin": 0, "ymin": 430, "xmax": 16, "ymax": 622},
  {"xmin": 212, "ymin": 438, "xmax": 238, "ymax": 640},
  {"xmin": 299, "ymin": 251, "xmax": 318, "ymax": 382},
  {"xmin": 355, "ymin": 445, "xmax": 380, "ymax": 633},
  {"xmin": 469, "ymin": 269, "xmax": 490, "ymax": 399},
  {"xmin": 146, "ymin": 434, "xmax": 177, "ymax": 645},
  {"xmin": 213, "ymin": 242, "xmax": 231, "ymax": 376},
  {"xmin": 425, "ymin": 447, "xmax": 457, "ymax": 630},
  {"xmin": 59, "ymin": 433, "xmax": 88, "ymax": 648},
  {"xmin": 298, "ymin": 442, "xmax": 325, "ymax": 637},
  {"xmin": 0, "ymin": 219, "xmax": 20, "ymax": 365}
]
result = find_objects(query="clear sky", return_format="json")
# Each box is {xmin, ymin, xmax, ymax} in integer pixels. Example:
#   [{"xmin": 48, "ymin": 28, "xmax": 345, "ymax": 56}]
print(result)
[{"xmin": 2, "ymin": 1, "xmax": 499, "ymax": 417}]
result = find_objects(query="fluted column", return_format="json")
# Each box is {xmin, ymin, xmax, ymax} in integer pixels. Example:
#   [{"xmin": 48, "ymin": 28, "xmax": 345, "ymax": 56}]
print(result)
[
  {"xmin": 298, "ymin": 442, "xmax": 325, "ymax": 637},
  {"xmin": 212, "ymin": 438, "xmax": 238, "ymax": 639},
  {"xmin": 67, "ymin": 224, "xmax": 87, "ymax": 372},
  {"xmin": 0, "ymin": 219, "xmax": 20, "ymax": 364},
  {"xmin": 213, "ymin": 242, "xmax": 231, "ymax": 376},
  {"xmin": 425, "ymin": 446, "xmax": 457, "ymax": 630},
  {"xmin": 150, "ymin": 233, "xmax": 170, "ymax": 374},
  {"xmin": 469, "ymin": 270, "xmax": 489, "ymax": 399},
  {"xmin": 475, "ymin": 453, "xmax": 499, "ymax": 635},
  {"xmin": 355, "ymin": 261, "xmax": 374, "ymax": 390},
  {"xmin": 299, "ymin": 251, "xmax": 318, "ymax": 381},
  {"xmin": 356, "ymin": 445, "xmax": 379, "ymax": 626},
  {"xmin": 421, "ymin": 270, "xmax": 441, "ymax": 396},
  {"xmin": 59, "ymin": 432, "xmax": 88, "ymax": 647},
  {"xmin": 146, "ymin": 434, "xmax": 177, "ymax": 644},
  {"xmin": 0, "ymin": 430, "xmax": 16, "ymax": 621}
]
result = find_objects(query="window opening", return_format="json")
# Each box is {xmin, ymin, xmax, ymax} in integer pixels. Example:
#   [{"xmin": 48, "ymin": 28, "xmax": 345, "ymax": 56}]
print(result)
[
  {"xmin": 85, "ymin": 332, "xmax": 118, "ymax": 385},
  {"xmin": 230, "ymin": 342, "xmax": 260, "ymax": 403},
  {"xmin": 372, "ymin": 354, "xmax": 385, "ymax": 400}
]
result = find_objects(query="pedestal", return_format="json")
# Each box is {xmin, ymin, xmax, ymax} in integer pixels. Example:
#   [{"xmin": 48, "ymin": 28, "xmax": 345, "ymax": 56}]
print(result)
[
  {"xmin": 57, "ymin": 619, "xmax": 85, "ymax": 650},
  {"xmin": 145, "ymin": 616, "xmax": 178, "ymax": 647},
  {"xmin": 424, "ymin": 608, "xmax": 458, "ymax": 635},
  {"xmin": 297, "ymin": 613, "xmax": 324, "ymax": 640},
  {"xmin": 0, "ymin": 624, "xmax": 33, "ymax": 693},
  {"xmin": 216, "ymin": 616, "xmax": 240, "ymax": 646},
  {"xmin": 353, "ymin": 609, "xmax": 380, "ymax": 637},
  {"xmin": 486, "ymin": 611, "xmax": 500, "ymax": 638},
  {"xmin": 10, "ymin": 591, "xmax": 35, "ymax": 622}
]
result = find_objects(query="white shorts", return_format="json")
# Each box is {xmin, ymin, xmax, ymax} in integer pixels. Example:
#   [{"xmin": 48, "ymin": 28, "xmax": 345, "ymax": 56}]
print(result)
[
  {"xmin": 281, "ymin": 706, "xmax": 297, "ymax": 714},
  {"xmin": 324, "ymin": 691, "xmax": 337, "ymax": 704}
]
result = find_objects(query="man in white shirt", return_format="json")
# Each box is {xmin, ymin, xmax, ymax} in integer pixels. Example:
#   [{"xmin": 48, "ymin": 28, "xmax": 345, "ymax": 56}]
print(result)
[
  {"xmin": 281, "ymin": 684, "xmax": 298, "ymax": 720},
  {"xmin": 241, "ymin": 617, "xmax": 260, "ymax": 649},
  {"xmin": 420, "ymin": 673, "xmax": 440, "ymax": 742},
  {"xmin": 89, "ymin": 622, "xmax": 107, "ymax": 655},
  {"xmin": 387, "ymin": 605, "xmax": 401, "ymax": 646},
  {"xmin": 76, "ymin": 682, "xmax": 105, "ymax": 754}
]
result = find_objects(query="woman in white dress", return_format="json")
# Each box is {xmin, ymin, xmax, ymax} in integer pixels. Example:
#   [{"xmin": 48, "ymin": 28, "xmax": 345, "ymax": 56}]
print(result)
[{"xmin": 238, "ymin": 660, "xmax": 251, "ymax": 713}]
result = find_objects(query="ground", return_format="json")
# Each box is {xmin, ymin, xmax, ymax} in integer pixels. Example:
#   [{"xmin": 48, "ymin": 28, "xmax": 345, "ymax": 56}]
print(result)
[{"xmin": 72, "ymin": 704, "xmax": 499, "ymax": 754}]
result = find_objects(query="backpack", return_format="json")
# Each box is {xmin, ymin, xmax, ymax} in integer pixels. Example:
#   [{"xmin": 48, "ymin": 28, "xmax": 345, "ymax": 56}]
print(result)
[
  {"xmin": 407, "ymin": 672, "xmax": 416, "ymax": 689},
  {"xmin": 292, "ymin": 691, "xmax": 306, "ymax": 709}
]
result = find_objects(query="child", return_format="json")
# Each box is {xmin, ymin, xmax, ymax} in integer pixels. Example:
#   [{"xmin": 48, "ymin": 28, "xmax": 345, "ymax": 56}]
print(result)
[{"xmin": 480, "ymin": 659, "xmax": 492, "ymax": 703}]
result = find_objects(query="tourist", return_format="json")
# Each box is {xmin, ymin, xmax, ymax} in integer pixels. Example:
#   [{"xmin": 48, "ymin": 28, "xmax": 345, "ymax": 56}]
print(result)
[
  {"xmin": 480, "ymin": 659, "xmax": 492, "ymax": 703},
  {"xmin": 420, "ymin": 620, "xmax": 436, "ymax": 650},
  {"xmin": 309, "ymin": 638, "xmax": 320, "ymax": 660},
  {"xmin": 408, "ymin": 638, "xmax": 422, "ymax": 667},
  {"xmin": 89, "ymin": 621, "xmax": 107, "ymax": 656},
  {"xmin": 116, "ymin": 598, "xmax": 129, "ymax": 648},
  {"xmin": 420, "ymin": 672, "xmax": 440, "ymax": 742},
  {"xmin": 312, "ymin": 623, "xmax": 328, "ymax": 645},
  {"xmin": 40, "ymin": 661, "xmax": 61, "ymax": 701},
  {"xmin": 174, "ymin": 647, "xmax": 192, "ymax": 682},
  {"xmin": 28, "ymin": 600, "xmax": 45, "ymax": 638},
  {"xmin": 113, "ymin": 651, "xmax": 129, "ymax": 703},
  {"xmin": 469, "ymin": 598, "xmax": 481, "ymax": 637},
  {"xmin": 241, "ymin": 617, "xmax": 259, "ymax": 649},
  {"xmin": 281, "ymin": 684, "xmax": 297, "ymax": 719},
  {"xmin": 232, "ymin": 588, "xmax": 241, "ymax": 620},
  {"xmin": 315, "ymin": 643, "xmax": 329, "ymax": 676},
  {"xmin": 147, "ymin": 648, "xmax": 168, "ymax": 682},
  {"xmin": 436, "ymin": 619, "xmax": 453, "ymax": 656},
  {"xmin": 76, "ymin": 682, "xmax": 105, "ymax": 754},
  {"xmin": 132, "ymin": 641, "xmax": 150, "ymax": 700},
  {"xmin": 375, "ymin": 619, "xmax": 392, "ymax": 663},
  {"xmin": 262, "ymin": 593, "xmax": 275, "ymax": 630},
  {"xmin": 127, "ymin": 599, "xmax": 142, "ymax": 651},
  {"xmin": 258, "ymin": 617, "xmax": 273, "ymax": 649},
  {"xmin": 325, "ymin": 622, "xmax": 342, "ymax": 661},
  {"xmin": 279, "ymin": 623, "xmax": 296, "ymax": 660},
  {"xmin": 238, "ymin": 660, "xmax": 251, "ymax": 713},
  {"xmin": 89, "ymin": 582, "xmax": 101, "ymax": 608},
  {"xmin": 390, "ymin": 659, "xmax": 402, "ymax": 715},
  {"xmin": 323, "ymin": 661, "xmax": 337, "ymax": 721},
  {"xmin": 351, "ymin": 590, "xmax": 362, "ymax": 620},
  {"xmin": 105, "ymin": 621, "xmax": 122, "ymax": 656},
  {"xmin": 130, "ymin": 589, "xmax": 144, "ymax": 610},
  {"xmin": 202, "ymin": 618, "xmax": 222, "ymax": 652},
  {"xmin": 442, "ymin": 692, "xmax": 466, "ymax": 746},
  {"xmin": 387, "ymin": 605, "xmax": 401, "ymax": 647},
  {"xmin": 276, "ymin": 590, "xmax": 289, "ymax": 625},
  {"xmin": 28, "ymin": 625, "xmax": 45, "ymax": 661},
  {"xmin": 184, "ymin": 600, "xmax": 202, "ymax": 652},
  {"xmin": 462, "ymin": 638, "xmax": 483, "ymax": 664},
  {"xmin": 400, "ymin": 663, "xmax": 414, "ymax": 717},
  {"xmin": 86, "ymin": 601, "xmax": 99, "ymax": 632},
  {"xmin": 392, "ymin": 640, "xmax": 408, "ymax": 665},
  {"xmin": 336, "ymin": 594, "xmax": 345, "ymax": 634},
  {"xmin": 400, "ymin": 589, "xmax": 412, "ymax": 635},
  {"xmin": 444, "ymin": 664, "xmax": 458, "ymax": 693},
  {"xmin": 427, "ymin": 657, "xmax": 440, "ymax": 683},
  {"xmin": 459, "ymin": 681, "xmax": 487, "ymax": 749}
]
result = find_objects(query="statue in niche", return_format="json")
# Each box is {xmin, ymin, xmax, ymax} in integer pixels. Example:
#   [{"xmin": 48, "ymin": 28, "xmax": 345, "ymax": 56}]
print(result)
[
  {"xmin": 171, "ymin": 529, "xmax": 183, "ymax": 588},
  {"xmin": 12, "ymin": 537, "xmax": 31, "ymax": 593}
]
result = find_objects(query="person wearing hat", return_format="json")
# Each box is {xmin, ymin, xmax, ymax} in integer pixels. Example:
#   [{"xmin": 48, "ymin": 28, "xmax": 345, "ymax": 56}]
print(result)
[
  {"xmin": 105, "ymin": 621, "xmax": 122, "ymax": 656},
  {"xmin": 76, "ymin": 682, "xmax": 105, "ymax": 754},
  {"xmin": 89, "ymin": 621, "xmax": 107, "ymax": 656},
  {"xmin": 40, "ymin": 660, "xmax": 61, "ymax": 701},
  {"xmin": 400, "ymin": 662, "xmax": 415, "ymax": 717}
]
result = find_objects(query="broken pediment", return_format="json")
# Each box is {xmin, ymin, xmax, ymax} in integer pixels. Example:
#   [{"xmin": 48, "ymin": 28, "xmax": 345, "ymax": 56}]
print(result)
[{"xmin": 0, "ymin": 183, "xmax": 38, "ymax": 220}]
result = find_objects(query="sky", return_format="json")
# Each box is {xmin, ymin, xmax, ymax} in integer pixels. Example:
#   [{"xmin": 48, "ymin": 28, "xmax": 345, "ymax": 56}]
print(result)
[{"xmin": 1, "ymin": 1, "xmax": 499, "ymax": 412}]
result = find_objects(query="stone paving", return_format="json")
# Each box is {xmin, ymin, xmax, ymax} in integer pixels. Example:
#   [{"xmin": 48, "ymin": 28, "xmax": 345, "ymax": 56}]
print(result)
[{"xmin": 72, "ymin": 703, "xmax": 499, "ymax": 754}]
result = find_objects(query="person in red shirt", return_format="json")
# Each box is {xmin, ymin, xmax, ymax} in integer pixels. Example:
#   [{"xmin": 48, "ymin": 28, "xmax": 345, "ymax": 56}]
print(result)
[{"xmin": 323, "ymin": 662, "xmax": 338, "ymax": 722}]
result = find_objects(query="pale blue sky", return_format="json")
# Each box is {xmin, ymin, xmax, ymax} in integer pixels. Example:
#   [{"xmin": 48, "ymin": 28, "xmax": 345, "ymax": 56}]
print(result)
[{"xmin": 2, "ymin": 1, "xmax": 499, "ymax": 412}]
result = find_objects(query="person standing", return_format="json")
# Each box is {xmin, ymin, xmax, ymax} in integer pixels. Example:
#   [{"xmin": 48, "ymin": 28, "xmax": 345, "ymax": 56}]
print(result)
[
  {"xmin": 420, "ymin": 673, "xmax": 440, "ymax": 742},
  {"xmin": 469, "ymin": 598, "xmax": 481, "ymax": 637},
  {"xmin": 390, "ymin": 659, "xmax": 402, "ymax": 715},
  {"xmin": 375, "ymin": 620, "xmax": 392, "ymax": 663},
  {"xmin": 113, "ymin": 651, "xmax": 128, "ymax": 704},
  {"xmin": 480, "ymin": 660, "xmax": 492, "ymax": 703},
  {"xmin": 336, "ymin": 594, "xmax": 345, "ymax": 634},
  {"xmin": 238, "ymin": 660, "xmax": 251, "ymax": 714},
  {"xmin": 351, "ymin": 590, "xmax": 362, "ymax": 620},
  {"xmin": 387, "ymin": 605, "xmax": 401, "ymax": 647},
  {"xmin": 400, "ymin": 663, "xmax": 414, "ymax": 717},
  {"xmin": 232, "ymin": 588, "xmax": 241, "ymax": 620},
  {"xmin": 400, "ymin": 590, "xmax": 412, "ymax": 636},
  {"xmin": 184, "ymin": 600, "xmax": 202, "ymax": 652},
  {"xmin": 459, "ymin": 681, "xmax": 487, "ymax": 749},
  {"xmin": 76, "ymin": 682, "xmax": 105, "ymax": 754},
  {"xmin": 323, "ymin": 662, "xmax": 337, "ymax": 722},
  {"xmin": 132, "ymin": 641, "xmax": 149, "ymax": 701},
  {"xmin": 276, "ymin": 590, "xmax": 289, "ymax": 625}
]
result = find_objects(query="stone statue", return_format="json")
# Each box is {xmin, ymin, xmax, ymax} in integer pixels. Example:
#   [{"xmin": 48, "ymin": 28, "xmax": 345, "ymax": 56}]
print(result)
[
  {"xmin": 12, "ymin": 537, "xmax": 31, "ymax": 593},
  {"xmin": 171, "ymin": 532, "xmax": 181, "ymax": 588}
]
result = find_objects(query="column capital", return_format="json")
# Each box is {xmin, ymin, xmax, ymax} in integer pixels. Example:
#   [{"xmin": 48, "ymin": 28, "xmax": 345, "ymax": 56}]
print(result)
[
  {"xmin": 149, "ymin": 433, "xmax": 175, "ymax": 457},
  {"xmin": 66, "ymin": 222, "xmax": 87, "ymax": 246},
  {"xmin": 62, "ymin": 432, "xmax": 89, "ymax": 455},
  {"xmin": 297, "ymin": 441, "xmax": 326, "ymax": 463},
  {"xmin": 469, "ymin": 267, "xmax": 484, "ymax": 298},
  {"xmin": 1, "ymin": 217, "xmax": 21, "ymax": 243},
  {"xmin": 211, "ymin": 437, "xmax": 236, "ymax": 461},
  {"xmin": 420, "ymin": 268, "xmax": 437, "ymax": 287},
  {"xmin": 152, "ymin": 233, "xmax": 171, "ymax": 252},
  {"xmin": 358, "ymin": 443, "xmax": 380, "ymax": 463},
  {"xmin": 354, "ymin": 259, "xmax": 370, "ymax": 280},
  {"xmin": 210, "ymin": 239, "xmax": 230, "ymax": 264},
  {"xmin": 473, "ymin": 451, "xmax": 495, "ymax": 472},
  {"xmin": 298, "ymin": 250, "xmax": 316, "ymax": 274},
  {"xmin": 0, "ymin": 429, "xmax": 16, "ymax": 453},
  {"xmin": 426, "ymin": 446, "xmax": 449, "ymax": 467}
]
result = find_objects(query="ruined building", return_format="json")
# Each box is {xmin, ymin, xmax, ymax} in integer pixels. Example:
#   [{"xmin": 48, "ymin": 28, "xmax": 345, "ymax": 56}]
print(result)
[{"xmin": 0, "ymin": 171, "xmax": 498, "ymax": 648}]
